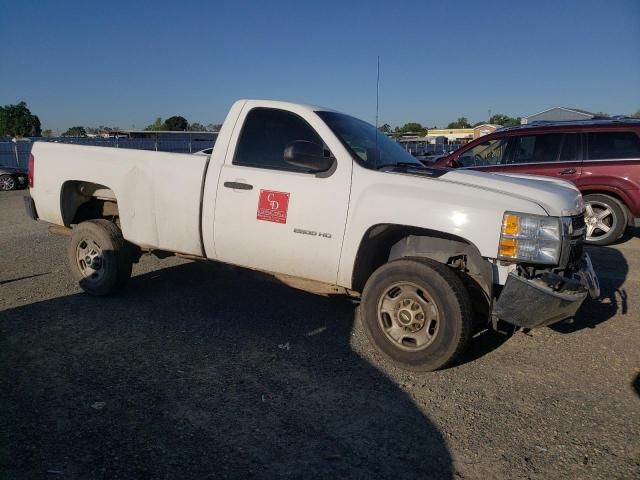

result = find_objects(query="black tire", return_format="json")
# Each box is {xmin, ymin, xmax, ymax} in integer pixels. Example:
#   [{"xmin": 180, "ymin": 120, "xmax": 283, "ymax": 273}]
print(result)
[
  {"xmin": 360, "ymin": 258, "xmax": 473, "ymax": 371},
  {"xmin": 0, "ymin": 174, "xmax": 16, "ymax": 191},
  {"xmin": 67, "ymin": 219, "xmax": 132, "ymax": 296},
  {"xmin": 583, "ymin": 194, "xmax": 626, "ymax": 246}
]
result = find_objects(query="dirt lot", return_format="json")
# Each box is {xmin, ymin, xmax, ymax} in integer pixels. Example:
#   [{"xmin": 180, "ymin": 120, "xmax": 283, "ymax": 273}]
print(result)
[{"xmin": 1, "ymin": 189, "xmax": 638, "ymax": 479}]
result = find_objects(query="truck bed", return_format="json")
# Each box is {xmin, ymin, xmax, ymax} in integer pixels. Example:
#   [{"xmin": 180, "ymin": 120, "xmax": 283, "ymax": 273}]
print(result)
[{"xmin": 30, "ymin": 142, "xmax": 209, "ymax": 256}]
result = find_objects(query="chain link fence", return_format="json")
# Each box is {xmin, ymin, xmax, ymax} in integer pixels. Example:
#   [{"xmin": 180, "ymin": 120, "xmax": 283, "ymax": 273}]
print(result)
[{"xmin": 0, "ymin": 135, "xmax": 217, "ymax": 169}]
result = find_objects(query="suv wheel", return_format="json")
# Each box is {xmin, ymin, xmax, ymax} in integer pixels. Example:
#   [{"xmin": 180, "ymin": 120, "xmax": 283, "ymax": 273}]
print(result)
[
  {"xmin": 583, "ymin": 194, "xmax": 626, "ymax": 246},
  {"xmin": 0, "ymin": 174, "xmax": 16, "ymax": 191}
]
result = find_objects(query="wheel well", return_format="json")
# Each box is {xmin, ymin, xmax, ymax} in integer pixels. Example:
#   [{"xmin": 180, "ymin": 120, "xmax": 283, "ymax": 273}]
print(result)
[
  {"xmin": 352, "ymin": 224, "xmax": 494, "ymax": 326},
  {"xmin": 581, "ymin": 190, "xmax": 631, "ymax": 226},
  {"xmin": 352, "ymin": 225, "xmax": 491, "ymax": 290},
  {"xmin": 60, "ymin": 181, "xmax": 119, "ymax": 226}
]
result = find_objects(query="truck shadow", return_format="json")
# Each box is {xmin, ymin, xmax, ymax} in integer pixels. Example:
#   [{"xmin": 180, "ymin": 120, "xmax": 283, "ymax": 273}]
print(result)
[
  {"xmin": 550, "ymin": 246, "xmax": 628, "ymax": 334},
  {"xmin": 0, "ymin": 261, "xmax": 453, "ymax": 479}
]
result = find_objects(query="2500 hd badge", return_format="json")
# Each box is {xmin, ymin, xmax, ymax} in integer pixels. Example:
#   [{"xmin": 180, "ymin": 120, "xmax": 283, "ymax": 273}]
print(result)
[{"xmin": 293, "ymin": 228, "xmax": 332, "ymax": 239}]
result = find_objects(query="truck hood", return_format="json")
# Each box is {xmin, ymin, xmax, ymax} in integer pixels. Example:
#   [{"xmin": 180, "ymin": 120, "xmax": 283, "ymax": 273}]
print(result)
[{"xmin": 439, "ymin": 169, "xmax": 583, "ymax": 216}]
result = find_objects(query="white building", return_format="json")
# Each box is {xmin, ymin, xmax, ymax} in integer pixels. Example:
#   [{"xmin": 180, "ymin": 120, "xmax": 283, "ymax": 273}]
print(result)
[{"xmin": 521, "ymin": 107, "xmax": 596, "ymax": 124}]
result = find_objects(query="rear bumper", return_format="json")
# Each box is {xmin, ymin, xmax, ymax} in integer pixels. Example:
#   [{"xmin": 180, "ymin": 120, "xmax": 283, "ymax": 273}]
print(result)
[
  {"xmin": 493, "ymin": 253, "xmax": 599, "ymax": 329},
  {"xmin": 24, "ymin": 195, "xmax": 38, "ymax": 221}
]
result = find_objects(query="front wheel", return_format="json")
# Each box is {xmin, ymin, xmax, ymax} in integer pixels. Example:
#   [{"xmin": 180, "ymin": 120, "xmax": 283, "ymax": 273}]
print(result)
[
  {"xmin": 583, "ymin": 194, "xmax": 626, "ymax": 246},
  {"xmin": 360, "ymin": 258, "xmax": 473, "ymax": 371},
  {"xmin": 67, "ymin": 219, "xmax": 132, "ymax": 296}
]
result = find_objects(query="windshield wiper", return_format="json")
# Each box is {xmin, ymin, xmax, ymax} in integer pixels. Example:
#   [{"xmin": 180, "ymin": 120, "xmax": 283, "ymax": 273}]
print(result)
[{"xmin": 376, "ymin": 161, "xmax": 426, "ymax": 170}]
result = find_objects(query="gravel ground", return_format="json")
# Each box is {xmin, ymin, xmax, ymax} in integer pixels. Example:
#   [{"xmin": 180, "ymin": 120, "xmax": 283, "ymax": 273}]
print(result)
[{"xmin": 1, "ymin": 189, "xmax": 639, "ymax": 479}]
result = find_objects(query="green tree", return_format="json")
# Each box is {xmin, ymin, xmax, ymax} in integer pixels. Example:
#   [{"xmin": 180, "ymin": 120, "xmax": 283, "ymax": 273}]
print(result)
[
  {"xmin": 393, "ymin": 122, "xmax": 427, "ymax": 136},
  {"xmin": 189, "ymin": 122, "xmax": 207, "ymax": 132},
  {"xmin": 163, "ymin": 116, "xmax": 188, "ymax": 131},
  {"xmin": 0, "ymin": 101, "xmax": 42, "ymax": 137},
  {"xmin": 62, "ymin": 126, "xmax": 87, "ymax": 137},
  {"xmin": 631, "ymin": 109, "xmax": 640, "ymax": 118},
  {"xmin": 42, "ymin": 129, "xmax": 53, "ymax": 137},
  {"xmin": 145, "ymin": 117, "xmax": 164, "ymax": 131},
  {"xmin": 488, "ymin": 113, "xmax": 520, "ymax": 127},
  {"xmin": 401, "ymin": 122, "xmax": 425, "ymax": 133},
  {"xmin": 446, "ymin": 117, "xmax": 471, "ymax": 129},
  {"xmin": 207, "ymin": 123, "xmax": 223, "ymax": 132},
  {"xmin": 378, "ymin": 123, "xmax": 392, "ymax": 133}
]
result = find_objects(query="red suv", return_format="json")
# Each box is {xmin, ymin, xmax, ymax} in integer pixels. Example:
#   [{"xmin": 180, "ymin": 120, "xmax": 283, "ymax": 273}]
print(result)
[{"xmin": 434, "ymin": 119, "xmax": 640, "ymax": 245}]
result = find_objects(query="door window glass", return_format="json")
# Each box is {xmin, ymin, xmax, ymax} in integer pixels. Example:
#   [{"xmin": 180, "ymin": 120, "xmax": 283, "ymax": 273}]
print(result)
[
  {"xmin": 588, "ymin": 131, "xmax": 640, "ymax": 160},
  {"xmin": 457, "ymin": 138, "xmax": 509, "ymax": 167},
  {"xmin": 559, "ymin": 133, "xmax": 580, "ymax": 161},
  {"xmin": 510, "ymin": 134, "xmax": 563, "ymax": 163},
  {"xmin": 233, "ymin": 108, "xmax": 324, "ymax": 172}
]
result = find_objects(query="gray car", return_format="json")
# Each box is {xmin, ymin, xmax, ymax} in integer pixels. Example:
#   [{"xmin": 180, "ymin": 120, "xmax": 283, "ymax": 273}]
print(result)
[{"xmin": 0, "ymin": 166, "xmax": 27, "ymax": 191}]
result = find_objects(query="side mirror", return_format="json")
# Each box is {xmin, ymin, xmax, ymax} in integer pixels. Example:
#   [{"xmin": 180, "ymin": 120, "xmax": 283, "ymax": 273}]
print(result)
[{"xmin": 284, "ymin": 140, "xmax": 334, "ymax": 172}]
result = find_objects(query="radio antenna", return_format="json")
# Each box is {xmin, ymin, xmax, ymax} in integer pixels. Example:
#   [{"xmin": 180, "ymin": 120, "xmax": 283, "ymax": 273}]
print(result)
[
  {"xmin": 375, "ymin": 55, "xmax": 380, "ymax": 130},
  {"xmin": 375, "ymin": 56, "xmax": 380, "ymax": 166}
]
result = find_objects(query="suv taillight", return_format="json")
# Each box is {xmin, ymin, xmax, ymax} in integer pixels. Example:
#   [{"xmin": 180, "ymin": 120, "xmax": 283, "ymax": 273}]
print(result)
[{"xmin": 28, "ymin": 153, "xmax": 34, "ymax": 188}]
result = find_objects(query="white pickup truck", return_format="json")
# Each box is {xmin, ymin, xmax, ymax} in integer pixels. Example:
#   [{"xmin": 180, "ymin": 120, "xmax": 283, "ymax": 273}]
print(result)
[{"xmin": 25, "ymin": 99, "xmax": 599, "ymax": 370}]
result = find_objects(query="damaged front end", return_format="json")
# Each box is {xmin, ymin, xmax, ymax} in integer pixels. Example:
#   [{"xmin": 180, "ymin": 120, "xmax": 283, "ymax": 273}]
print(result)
[{"xmin": 493, "ymin": 214, "xmax": 600, "ymax": 329}]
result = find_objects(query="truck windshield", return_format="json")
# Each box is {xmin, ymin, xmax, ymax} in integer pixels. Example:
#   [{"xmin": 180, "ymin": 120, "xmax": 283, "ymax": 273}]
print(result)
[{"xmin": 316, "ymin": 111, "xmax": 424, "ymax": 170}]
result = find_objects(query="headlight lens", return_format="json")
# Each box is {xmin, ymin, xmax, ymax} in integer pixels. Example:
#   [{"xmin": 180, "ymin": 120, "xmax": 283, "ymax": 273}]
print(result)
[{"xmin": 498, "ymin": 212, "xmax": 561, "ymax": 264}]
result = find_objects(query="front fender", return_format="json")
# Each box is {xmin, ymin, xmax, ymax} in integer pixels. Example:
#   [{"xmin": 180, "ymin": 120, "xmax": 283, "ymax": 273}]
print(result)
[{"xmin": 337, "ymin": 168, "xmax": 546, "ymax": 288}]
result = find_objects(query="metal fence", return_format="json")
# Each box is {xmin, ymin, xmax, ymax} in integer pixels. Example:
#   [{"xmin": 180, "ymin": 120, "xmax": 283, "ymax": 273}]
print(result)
[
  {"xmin": 401, "ymin": 141, "xmax": 466, "ymax": 156},
  {"xmin": 1, "ymin": 136, "xmax": 461, "ymax": 170},
  {"xmin": 0, "ymin": 136, "xmax": 217, "ymax": 169}
]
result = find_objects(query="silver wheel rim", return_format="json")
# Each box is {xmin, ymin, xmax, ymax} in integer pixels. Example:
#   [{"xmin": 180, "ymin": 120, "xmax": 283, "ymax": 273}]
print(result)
[
  {"xmin": 0, "ymin": 176, "xmax": 15, "ymax": 191},
  {"xmin": 585, "ymin": 201, "xmax": 616, "ymax": 241},
  {"xmin": 376, "ymin": 282, "xmax": 440, "ymax": 351},
  {"xmin": 76, "ymin": 238, "xmax": 105, "ymax": 283}
]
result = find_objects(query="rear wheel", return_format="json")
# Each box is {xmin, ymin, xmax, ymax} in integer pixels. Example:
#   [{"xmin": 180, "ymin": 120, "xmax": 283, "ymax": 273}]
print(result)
[
  {"xmin": 67, "ymin": 219, "xmax": 132, "ymax": 296},
  {"xmin": 583, "ymin": 194, "xmax": 626, "ymax": 246},
  {"xmin": 0, "ymin": 174, "xmax": 16, "ymax": 191},
  {"xmin": 360, "ymin": 258, "xmax": 472, "ymax": 371}
]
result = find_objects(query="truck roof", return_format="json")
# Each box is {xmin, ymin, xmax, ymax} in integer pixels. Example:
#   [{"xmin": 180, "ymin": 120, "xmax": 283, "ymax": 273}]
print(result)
[{"xmin": 236, "ymin": 99, "xmax": 339, "ymax": 115}]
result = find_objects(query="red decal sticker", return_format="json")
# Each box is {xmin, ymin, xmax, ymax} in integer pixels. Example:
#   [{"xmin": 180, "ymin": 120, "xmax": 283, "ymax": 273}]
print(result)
[{"xmin": 257, "ymin": 190, "xmax": 290, "ymax": 224}]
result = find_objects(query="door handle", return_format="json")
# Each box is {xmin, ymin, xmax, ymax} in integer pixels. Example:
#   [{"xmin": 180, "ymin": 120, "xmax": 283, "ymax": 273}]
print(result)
[
  {"xmin": 224, "ymin": 181, "xmax": 253, "ymax": 190},
  {"xmin": 558, "ymin": 168, "xmax": 576, "ymax": 175}
]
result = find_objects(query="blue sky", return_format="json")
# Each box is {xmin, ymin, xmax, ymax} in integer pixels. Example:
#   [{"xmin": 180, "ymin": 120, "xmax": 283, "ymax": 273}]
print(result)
[{"xmin": 1, "ymin": 0, "xmax": 639, "ymax": 131}]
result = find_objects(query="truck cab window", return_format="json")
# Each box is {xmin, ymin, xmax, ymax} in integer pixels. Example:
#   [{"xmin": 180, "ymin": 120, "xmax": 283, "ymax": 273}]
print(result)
[{"xmin": 233, "ymin": 108, "xmax": 324, "ymax": 172}]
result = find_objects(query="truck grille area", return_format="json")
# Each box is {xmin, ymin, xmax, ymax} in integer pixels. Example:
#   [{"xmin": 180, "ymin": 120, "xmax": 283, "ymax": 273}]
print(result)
[
  {"xmin": 572, "ymin": 214, "xmax": 585, "ymax": 232},
  {"xmin": 563, "ymin": 213, "xmax": 586, "ymax": 271}
]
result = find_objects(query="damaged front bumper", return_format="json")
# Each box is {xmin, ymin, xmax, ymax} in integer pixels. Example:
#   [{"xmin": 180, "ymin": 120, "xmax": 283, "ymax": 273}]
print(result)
[{"xmin": 493, "ymin": 253, "xmax": 600, "ymax": 329}]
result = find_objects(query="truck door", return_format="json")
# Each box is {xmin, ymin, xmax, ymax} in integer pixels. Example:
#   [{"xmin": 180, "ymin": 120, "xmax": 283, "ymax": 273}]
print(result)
[{"xmin": 213, "ymin": 106, "xmax": 352, "ymax": 284}]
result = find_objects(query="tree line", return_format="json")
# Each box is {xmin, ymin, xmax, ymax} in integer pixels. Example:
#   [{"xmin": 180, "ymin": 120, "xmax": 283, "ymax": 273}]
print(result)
[
  {"xmin": 143, "ymin": 116, "xmax": 221, "ymax": 133},
  {"xmin": 378, "ymin": 113, "xmax": 524, "ymax": 137},
  {"xmin": 2, "ymin": 101, "xmax": 640, "ymax": 139},
  {"xmin": 0, "ymin": 102, "xmax": 222, "ymax": 138},
  {"xmin": 60, "ymin": 117, "xmax": 222, "ymax": 137}
]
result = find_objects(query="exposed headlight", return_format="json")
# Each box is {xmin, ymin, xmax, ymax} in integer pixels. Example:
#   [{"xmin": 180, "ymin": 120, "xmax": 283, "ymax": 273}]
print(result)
[{"xmin": 498, "ymin": 212, "xmax": 561, "ymax": 264}]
